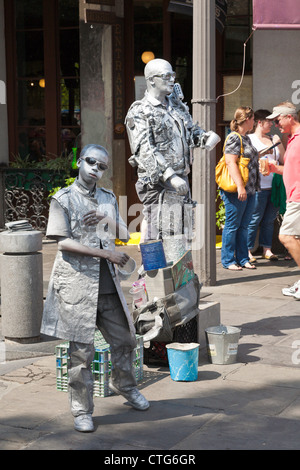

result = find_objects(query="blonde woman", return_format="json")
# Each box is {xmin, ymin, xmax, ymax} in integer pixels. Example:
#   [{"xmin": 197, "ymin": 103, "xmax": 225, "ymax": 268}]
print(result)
[{"xmin": 220, "ymin": 107, "xmax": 260, "ymax": 270}]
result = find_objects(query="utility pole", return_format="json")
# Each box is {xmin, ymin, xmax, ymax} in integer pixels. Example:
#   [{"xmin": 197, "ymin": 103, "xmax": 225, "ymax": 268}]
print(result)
[{"xmin": 192, "ymin": 0, "xmax": 217, "ymax": 286}]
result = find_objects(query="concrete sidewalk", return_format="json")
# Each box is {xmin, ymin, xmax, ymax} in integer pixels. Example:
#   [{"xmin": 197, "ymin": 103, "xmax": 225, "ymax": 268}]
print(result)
[{"xmin": 1, "ymin": 240, "xmax": 300, "ymax": 450}]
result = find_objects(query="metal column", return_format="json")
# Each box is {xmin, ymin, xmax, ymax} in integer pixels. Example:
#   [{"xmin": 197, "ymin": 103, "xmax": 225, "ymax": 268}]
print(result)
[{"xmin": 192, "ymin": 0, "xmax": 217, "ymax": 286}]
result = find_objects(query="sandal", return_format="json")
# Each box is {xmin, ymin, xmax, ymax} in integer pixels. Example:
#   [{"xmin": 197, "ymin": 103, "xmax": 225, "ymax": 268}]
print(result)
[
  {"xmin": 262, "ymin": 254, "xmax": 278, "ymax": 261},
  {"xmin": 227, "ymin": 264, "xmax": 243, "ymax": 271},
  {"xmin": 248, "ymin": 252, "xmax": 256, "ymax": 263},
  {"xmin": 242, "ymin": 262, "xmax": 256, "ymax": 269}
]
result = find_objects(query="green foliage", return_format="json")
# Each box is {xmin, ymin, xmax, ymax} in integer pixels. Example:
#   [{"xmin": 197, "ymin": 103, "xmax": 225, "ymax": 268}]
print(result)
[
  {"xmin": 216, "ymin": 189, "xmax": 225, "ymax": 229},
  {"xmin": 9, "ymin": 153, "xmax": 77, "ymax": 198},
  {"xmin": 48, "ymin": 177, "xmax": 76, "ymax": 197},
  {"xmin": 9, "ymin": 154, "xmax": 34, "ymax": 168},
  {"xmin": 10, "ymin": 153, "xmax": 73, "ymax": 173}
]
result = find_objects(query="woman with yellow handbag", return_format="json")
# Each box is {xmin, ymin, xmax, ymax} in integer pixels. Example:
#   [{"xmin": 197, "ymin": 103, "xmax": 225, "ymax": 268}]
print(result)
[{"xmin": 217, "ymin": 106, "xmax": 260, "ymax": 270}]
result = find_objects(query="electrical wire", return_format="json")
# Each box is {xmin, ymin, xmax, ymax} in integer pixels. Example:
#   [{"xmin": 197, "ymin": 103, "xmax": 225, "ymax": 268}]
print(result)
[{"xmin": 216, "ymin": 29, "xmax": 255, "ymax": 103}]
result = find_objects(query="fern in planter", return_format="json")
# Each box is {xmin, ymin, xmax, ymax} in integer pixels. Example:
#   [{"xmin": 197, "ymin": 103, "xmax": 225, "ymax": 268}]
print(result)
[
  {"xmin": 10, "ymin": 153, "xmax": 74, "ymax": 173},
  {"xmin": 8, "ymin": 153, "xmax": 77, "ymax": 195}
]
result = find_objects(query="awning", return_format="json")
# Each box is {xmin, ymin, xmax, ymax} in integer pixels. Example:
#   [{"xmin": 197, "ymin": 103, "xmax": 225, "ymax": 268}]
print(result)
[{"xmin": 253, "ymin": 0, "xmax": 300, "ymax": 30}]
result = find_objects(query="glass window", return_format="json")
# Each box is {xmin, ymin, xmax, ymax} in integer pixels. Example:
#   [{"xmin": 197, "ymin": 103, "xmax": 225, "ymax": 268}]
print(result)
[
  {"xmin": 61, "ymin": 78, "xmax": 80, "ymax": 125},
  {"xmin": 17, "ymin": 79, "xmax": 45, "ymax": 161},
  {"xmin": 17, "ymin": 80, "xmax": 45, "ymax": 126},
  {"xmin": 61, "ymin": 127, "xmax": 81, "ymax": 158},
  {"xmin": 133, "ymin": 0, "xmax": 163, "ymax": 75},
  {"xmin": 171, "ymin": 14, "xmax": 193, "ymax": 106},
  {"xmin": 224, "ymin": 0, "xmax": 252, "ymax": 71},
  {"xmin": 59, "ymin": 0, "xmax": 79, "ymax": 27},
  {"xmin": 59, "ymin": 0, "xmax": 80, "ymax": 157},
  {"xmin": 225, "ymin": 26, "xmax": 251, "ymax": 70},
  {"xmin": 17, "ymin": 126, "xmax": 46, "ymax": 162},
  {"xmin": 60, "ymin": 75, "xmax": 81, "ymax": 157},
  {"xmin": 134, "ymin": 24, "xmax": 163, "ymax": 74},
  {"xmin": 15, "ymin": 0, "xmax": 45, "ymax": 160},
  {"xmin": 15, "ymin": 0, "xmax": 43, "ymax": 29},
  {"xmin": 59, "ymin": 29, "xmax": 80, "ymax": 79},
  {"xmin": 134, "ymin": 0, "xmax": 163, "ymax": 22},
  {"xmin": 16, "ymin": 31, "xmax": 44, "ymax": 78},
  {"xmin": 12, "ymin": 1, "xmax": 81, "ymax": 161}
]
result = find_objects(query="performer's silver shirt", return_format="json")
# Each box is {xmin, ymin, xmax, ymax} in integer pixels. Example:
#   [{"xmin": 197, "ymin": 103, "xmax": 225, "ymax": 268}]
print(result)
[
  {"xmin": 41, "ymin": 179, "xmax": 135, "ymax": 344},
  {"xmin": 125, "ymin": 91, "xmax": 204, "ymax": 185}
]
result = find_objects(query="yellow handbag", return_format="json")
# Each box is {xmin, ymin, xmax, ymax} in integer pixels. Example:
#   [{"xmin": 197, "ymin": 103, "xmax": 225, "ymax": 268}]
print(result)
[{"xmin": 215, "ymin": 132, "xmax": 250, "ymax": 193}]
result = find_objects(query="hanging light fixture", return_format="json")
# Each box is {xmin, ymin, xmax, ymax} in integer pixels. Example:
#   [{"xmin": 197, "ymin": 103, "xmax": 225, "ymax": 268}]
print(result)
[{"xmin": 141, "ymin": 51, "xmax": 155, "ymax": 64}]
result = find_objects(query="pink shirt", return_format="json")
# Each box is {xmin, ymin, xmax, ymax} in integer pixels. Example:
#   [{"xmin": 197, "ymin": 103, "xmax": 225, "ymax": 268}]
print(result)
[{"xmin": 283, "ymin": 128, "xmax": 300, "ymax": 202}]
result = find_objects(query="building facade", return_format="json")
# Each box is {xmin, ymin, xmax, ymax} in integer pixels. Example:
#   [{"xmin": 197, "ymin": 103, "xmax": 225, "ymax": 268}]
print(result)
[{"xmin": 0, "ymin": 0, "xmax": 299, "ymax": 219}]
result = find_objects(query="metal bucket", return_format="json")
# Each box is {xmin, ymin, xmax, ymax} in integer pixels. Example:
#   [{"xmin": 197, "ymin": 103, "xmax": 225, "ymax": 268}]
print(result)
[
  {"xmin": 166, "ymin": 342, "xmax": 200, "ymax": 381},
  {"xmin": 140, "ymin": 240, "xmax": 167, "ymax": 271},
  {"xmin": 205, "ymin": 325, "xmax": 241, "ymax": 365}
]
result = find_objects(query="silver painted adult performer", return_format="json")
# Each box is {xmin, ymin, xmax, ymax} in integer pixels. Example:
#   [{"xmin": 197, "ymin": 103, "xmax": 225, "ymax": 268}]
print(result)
[
  {"xmin": 125, "ymin": 58, "xmax": 219, "ymax": 243},
  {"xmin": 41, "ymin": 144, "xmax": 149, "ymax": 433}
]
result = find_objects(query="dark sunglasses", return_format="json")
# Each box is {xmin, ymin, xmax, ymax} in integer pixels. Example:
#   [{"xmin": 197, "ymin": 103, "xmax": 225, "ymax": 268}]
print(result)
[
  {"xmin": 83, "ymin": 157, "xmax": 108, "ymax": 171},
  {"xmin": 274, "ymin": 115, "xmax": 290, "ymax": 125}
]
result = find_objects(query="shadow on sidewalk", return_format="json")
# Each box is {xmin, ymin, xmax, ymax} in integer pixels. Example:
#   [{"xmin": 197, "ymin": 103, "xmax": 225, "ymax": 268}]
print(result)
[{"xmin": 216, "ymin": 268, "xmax": 299, "ymax": 286}]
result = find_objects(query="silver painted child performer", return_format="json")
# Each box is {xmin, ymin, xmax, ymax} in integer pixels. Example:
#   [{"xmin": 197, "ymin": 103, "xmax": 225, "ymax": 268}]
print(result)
[{"xmin": 41, "ymin": 144, "xmax": 149, "ymax": 433}]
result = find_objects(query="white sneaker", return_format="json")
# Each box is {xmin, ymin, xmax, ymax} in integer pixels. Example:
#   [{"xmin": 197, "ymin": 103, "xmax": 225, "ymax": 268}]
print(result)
[
  {"xmin": 294, "ymin": 289, "xmax": 300, "ymax": 301},
  {"xmin": 282, "ymin": 280, "xmax": 300, "ymax": 297}
]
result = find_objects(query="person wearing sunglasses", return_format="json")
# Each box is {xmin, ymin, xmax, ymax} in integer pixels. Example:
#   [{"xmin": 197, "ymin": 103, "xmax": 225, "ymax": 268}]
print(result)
[
  {"xmin": 266, "ymin": 102, "xmax": 300, "ymax": 299},
  {"xmin": 41, "ymin": 144, "xmax": 149, "ymax": 433},
  {"xmin": 125, "ymin": 58, "xmax": 218, "ymax": 246},
  {"xmin": 247, "ymin": 109, "xmax": 285, "ymax": 263}
]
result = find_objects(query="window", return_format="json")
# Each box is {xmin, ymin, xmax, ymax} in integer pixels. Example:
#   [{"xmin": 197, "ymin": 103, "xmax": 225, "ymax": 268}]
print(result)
[
  {"xmin": 221, "ymin": 0, "xmax": 253, "ymax": 122},
  {"xmin": 224, "ymin": 0, "xmax": 253, "ymax": 71},
  {"xmin": 133, "ymin": 0, "xmax": 164, "ymax": 76},
  {"xmin": 59, "ymin": 0, "xmax": 81, "ymax": 158},
  {"xmin": 6, "ymin": 0, "xmax": 80, "ymax": 163},
  {"xmin": 132, "ymin": 1, "xmax": 192, "ymax": 103},
  {"xmin": 15, "ymin": 0, "xmax": 45, "ymax": 161}
]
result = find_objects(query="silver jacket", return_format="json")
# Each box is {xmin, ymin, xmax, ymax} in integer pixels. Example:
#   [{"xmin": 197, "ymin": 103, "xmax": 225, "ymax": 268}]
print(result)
[
  {"xmin": 125, "ymin": 91, "xmax": 204, "ymax": 185},
  {"xmin": 41, "ymin": 180, "xmax": 135, "ymax": 344}
]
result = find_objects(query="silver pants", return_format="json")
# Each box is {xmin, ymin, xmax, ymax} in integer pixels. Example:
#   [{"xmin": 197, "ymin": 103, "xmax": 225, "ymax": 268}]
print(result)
[
  {"xmin": 68, "ymin": 293, "xmax": 137, "ymax": 417},
  {"xmin": 135, "ymin": 179, "xmax": 190, "ymax": 241}
]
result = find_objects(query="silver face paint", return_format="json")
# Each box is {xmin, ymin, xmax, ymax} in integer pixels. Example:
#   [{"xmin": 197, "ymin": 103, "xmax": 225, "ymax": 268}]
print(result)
[{"xmin": 78, "ymin": 149, "xmax": 109, "ymax": 189}]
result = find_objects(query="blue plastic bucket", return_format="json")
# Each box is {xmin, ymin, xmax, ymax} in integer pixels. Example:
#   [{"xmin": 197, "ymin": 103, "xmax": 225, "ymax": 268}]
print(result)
[
  {"xmin": 140, "ymin": 240, "xmax": 167, "ymax": 271},
  {"xmin": 166, "ymin": 342, "xmax": 200, "ymax": 381}
]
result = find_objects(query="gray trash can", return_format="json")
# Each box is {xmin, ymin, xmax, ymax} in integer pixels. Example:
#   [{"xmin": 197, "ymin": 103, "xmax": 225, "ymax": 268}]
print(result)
[
  {"xmin": 0, "ymin": 230, "xmax": 43, "ymax": 343},
  {"xmin": 205, "ymin": 325, "xmax": 241, "ymax": 365}
]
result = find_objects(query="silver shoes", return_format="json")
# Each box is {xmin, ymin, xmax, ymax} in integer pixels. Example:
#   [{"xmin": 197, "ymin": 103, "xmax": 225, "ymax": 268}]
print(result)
[
  {"xmin": 73, "ymin": 387, "xmax": 149, "ymax": 432},
  {"xmin": 74, "ymin": 414, "xmax": 94, "ymax": 432},
  {"xmin": 109, "ymin": 382, "xmax": 149, "ymax": 411}
]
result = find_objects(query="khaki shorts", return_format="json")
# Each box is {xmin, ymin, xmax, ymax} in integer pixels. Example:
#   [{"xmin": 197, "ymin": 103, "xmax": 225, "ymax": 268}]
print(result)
[{"xmin": 279, "ymin": 202, "xmax": 300, "ymax": 236}]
